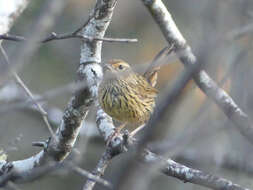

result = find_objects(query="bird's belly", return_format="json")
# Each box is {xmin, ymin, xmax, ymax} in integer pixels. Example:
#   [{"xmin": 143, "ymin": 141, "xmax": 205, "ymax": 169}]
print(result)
[{"xmin": 101, "ymin": 94, "xmax": 151, "ymax": 124}]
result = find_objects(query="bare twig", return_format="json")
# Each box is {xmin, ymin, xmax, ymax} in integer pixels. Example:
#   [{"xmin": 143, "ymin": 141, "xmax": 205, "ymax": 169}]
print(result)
[
  {"xmin": 32, "ymin": 141, "xmax": 48, "ymax": 148},
  {"xmin": 0, "ymin": 82, "xmax": 98, "ymax": 138},
  {"xmin": 0, "ymin": 0, "xmax": 67, "ymax": 83},
  {"xmin": 0, "ymin": 33, "xmax": 137, "ymax": 44},
  {"xmin": 0, "ymin": 34, "xmax": 25, "ymax": 42},
  {"xmin": 83, "ymin": 150, "xmax": 113, "ymax": 190},
  {"xmin": 143, "ymin": 45, "xmax": 174, "ymax": 76},
  {"xmin": 0, "ymin": 82, "xmax": 86, "ymax": 114},
  {"xmin": 41, "ymin": 32, "xmax": 137, "ymax": 43},
  {"xmin": 0, "ymin": 45, "xmax": 56, "ymax": 139},
  {"xmin": 72, "ymin": 5, "xmax": 98, "ymax": 35},
  {"xmin": 66, "ymin": 162, "xmax": 113, "ymax": 189},
  {"xmin": 227, "ymin": 22, "xmax": 253, "ymax": 40}
]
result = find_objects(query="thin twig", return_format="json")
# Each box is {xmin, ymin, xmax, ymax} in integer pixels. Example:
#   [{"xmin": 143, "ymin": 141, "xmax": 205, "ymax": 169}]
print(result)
[
  {"xmin": 42, "ymin": 33, "xmax": 138, "ymax": 43},
  {"xmin": 83, "ymin": 151, "xmax": 113, "ymax": 190},
  {"xmin": 0, "ymin": 45, "xmax": 56, "ymax": 139},
  {"xmin": 143, "ymin": 45, "xmax": 174, "ymax": 76},
  {"xmin": 72, "ymin": 4, "xmax": 101, "ymax": 35},
  {"xmin": 6, "ymin": 182, "xmax": 22, "ymax": 190},
  {"xmin": 0, "ymin": 82, "xmax": 86, "ymax": 113},
  {"xmin": 66, "ymin": 162, "xmax": 113, "ymax": 189},
  {"xmin": 0, "ymin": 33, "xmax": 137, "ymax": 43},
  {"xmin": 227, "ymin": 22, "xmax": 253, "ymax": 40},
  {"xmin": 0, "ymin": 34, "xmax": 25, "ymax": 41},
  {"xmin": 0, "ymin": 0, "xmax": 66, "ymax": 85}
]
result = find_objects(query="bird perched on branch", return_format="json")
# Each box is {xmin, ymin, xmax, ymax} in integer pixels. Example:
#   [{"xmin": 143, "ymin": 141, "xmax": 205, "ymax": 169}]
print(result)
[{"xmin": 98, "ymin": 59, "xmax": 158, "ymax": 138}]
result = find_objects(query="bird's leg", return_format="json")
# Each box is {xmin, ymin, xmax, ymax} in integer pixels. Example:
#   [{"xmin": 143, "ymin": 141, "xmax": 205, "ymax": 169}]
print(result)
[
  {"xmin": 130, "ymin": 124, "xmax": 145, "ymax": 137},
  {"xmin": 106, "ymin": 123, "xmax": 126, "ymax": 146}
]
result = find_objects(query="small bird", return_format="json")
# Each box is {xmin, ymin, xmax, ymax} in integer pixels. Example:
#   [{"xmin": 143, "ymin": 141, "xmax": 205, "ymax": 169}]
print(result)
[{"xmin": 98, "ymin": 59, "xmax": 158, "ymax": 136}]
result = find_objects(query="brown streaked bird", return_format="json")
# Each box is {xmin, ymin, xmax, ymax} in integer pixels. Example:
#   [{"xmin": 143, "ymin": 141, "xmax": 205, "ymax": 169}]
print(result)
[{"xmin": 98, "ymin": 59, "xmax": 158, "ymax": 135}]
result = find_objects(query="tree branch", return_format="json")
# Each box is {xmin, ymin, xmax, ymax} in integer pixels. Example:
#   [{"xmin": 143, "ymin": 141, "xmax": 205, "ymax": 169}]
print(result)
[
  {"xmin": 0, "ymin": 33, "xmax": 137, "ymax": 43},
  {"xmin": 0, "ymin": 0, "xmax": 66, "ymax": 83},
  {"xmin": 0, "ymin": 0, "xmax": 117, "ymax": 185},
  {"xmin": 65, "ymin": 162, "xmax": 112, "ymax": 189},
  {"xmin": 82, "ymin": 150, "xmax": 113, "ymax": 190},
  {"xmin": 83, "ymin": 145, "xmax": 250, "ymax": 190},
  {"xmin": 41, "ymin": 32, "xmax": 137, "ymax": 43},
  {"xmin": 144, "ymin": 150, "xmax": 249, "ymax": 190},
  {"xmin": 141, "ymin": 0, "xmax": 253, "ymax": 144},
  {"xmin": 0, "ymin": 45, "xmax": 56, "ymax": 139}
]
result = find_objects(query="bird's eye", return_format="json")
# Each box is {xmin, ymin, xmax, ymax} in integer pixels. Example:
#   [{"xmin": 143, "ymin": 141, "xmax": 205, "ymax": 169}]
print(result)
[{"xmin": 118, "ymin": 65, "xmax": 124, "ymax": 70}]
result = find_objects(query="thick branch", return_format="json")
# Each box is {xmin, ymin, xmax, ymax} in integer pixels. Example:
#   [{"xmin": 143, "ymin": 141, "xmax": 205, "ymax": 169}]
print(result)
[
  {"xmin": 0, "ymin": 0, "xmax": 117, "ymax": 185},
  {"xmin": 142, "ymin": 0, "xmax": 253, "ymax": 144}
]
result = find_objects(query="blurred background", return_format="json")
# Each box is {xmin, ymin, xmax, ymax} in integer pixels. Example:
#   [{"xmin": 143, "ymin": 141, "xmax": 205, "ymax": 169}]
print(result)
[{"xmin": 1, "ymin": 0, "xmax": 253, "ymax": 189}]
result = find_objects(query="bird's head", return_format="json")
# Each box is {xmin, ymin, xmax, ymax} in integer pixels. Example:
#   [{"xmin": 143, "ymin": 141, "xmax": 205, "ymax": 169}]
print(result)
[{"xmin": 103, "ymin": 59, "xmax": 132, "ymax": 80}]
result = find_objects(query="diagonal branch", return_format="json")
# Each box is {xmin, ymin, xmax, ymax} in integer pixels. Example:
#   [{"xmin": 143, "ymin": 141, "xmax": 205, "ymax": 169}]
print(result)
[
  {"xmin": 141, "ymin": 0, "xmax": 253, "ymax": 144},
  {"xmin": 0, "ymin": 45, "xmax": 56, "ymax": 139},
  {"xmin": 0, "ymin": 0, "xmax": 67, "ymax": 83}
]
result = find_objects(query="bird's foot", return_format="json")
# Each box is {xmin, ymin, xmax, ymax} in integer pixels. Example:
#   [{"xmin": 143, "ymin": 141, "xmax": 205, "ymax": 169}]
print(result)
[{"xmin": 106, "ymin": 123, "xmax": 126, "ymax": 146}]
